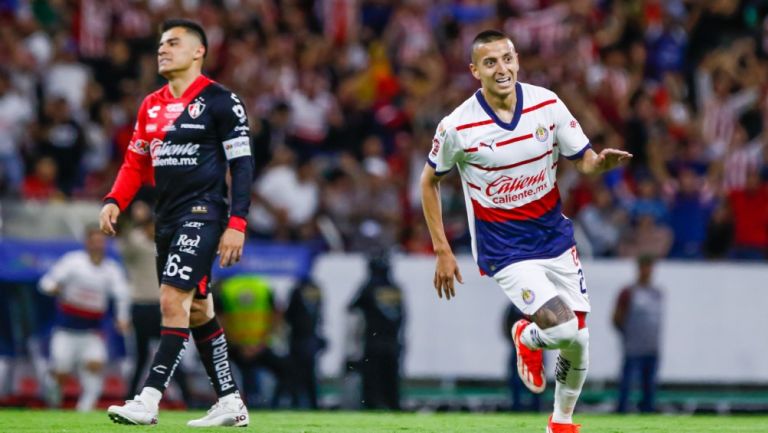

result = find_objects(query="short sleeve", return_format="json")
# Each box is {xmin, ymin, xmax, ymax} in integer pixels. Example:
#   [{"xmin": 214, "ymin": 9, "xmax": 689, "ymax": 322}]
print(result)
[
  {"xmin": 427, "ymin": 120, "xmax": 462, "ymax": 175},
  {"xmin": 553, "ymin": 98, "xmax": 591, "ymax": 160},
  {"xmin": 39, "ymin": 253, "xmax": 74, "ymax": 293},
  {"xmin": 214, "ymin": 91, "xmax": 252, "ymax": 161}
]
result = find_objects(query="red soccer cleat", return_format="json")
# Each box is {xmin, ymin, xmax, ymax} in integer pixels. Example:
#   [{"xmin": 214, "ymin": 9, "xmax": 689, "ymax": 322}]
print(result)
[
  {"xmin": 546, "ymin": 415, "xmax": 581, "ymax": 433},
  {"xmin": 511, "ymin": 319, "xmax": 546, "ymax": 393}
]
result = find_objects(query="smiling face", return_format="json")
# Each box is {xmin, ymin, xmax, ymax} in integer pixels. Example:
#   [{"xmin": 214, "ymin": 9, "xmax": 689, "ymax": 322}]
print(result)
[
  {"xmin": 469, "ymin": 38, "xmax": 519, "ymax": 99},
  {"xmin": 157, "ymin": 26, "xmax": 205, "ymax": 77}
]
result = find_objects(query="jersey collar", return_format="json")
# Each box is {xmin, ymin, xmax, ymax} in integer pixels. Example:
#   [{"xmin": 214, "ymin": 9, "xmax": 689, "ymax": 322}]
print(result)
[
  {"xmin": 159, "ymin": 74, "xmax": 212, "ymax": 101},
  {"xmin": 474, "ymin": 82, "xmax": 523, "ymax": 131}
]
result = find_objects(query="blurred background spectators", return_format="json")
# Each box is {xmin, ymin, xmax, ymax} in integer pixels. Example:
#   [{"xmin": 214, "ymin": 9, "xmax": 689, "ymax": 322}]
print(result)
[{"xmin": 0, "ymin": 0, "xmax": 766, "ymax": 260}]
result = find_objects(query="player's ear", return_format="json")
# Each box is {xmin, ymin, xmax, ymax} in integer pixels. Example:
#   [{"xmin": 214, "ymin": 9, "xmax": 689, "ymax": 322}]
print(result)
[
  {"xmin": 469, "ymin": 62, "xmax": 480, "ymax": 80},
  {"xmin": 194, "ymin": 45, "xmax": 206, "ymax": 61}
]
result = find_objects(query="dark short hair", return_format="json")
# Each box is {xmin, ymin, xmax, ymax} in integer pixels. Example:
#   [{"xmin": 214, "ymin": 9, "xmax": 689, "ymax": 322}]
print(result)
[
  {"xmin": 161, "ymin": 18, "xmax": 208, "ymax": 57},
  {"xmin": 471, "ymin": 30, "xmax": 512, "ymax": 62},
  {"xmin": 472, "ymin": 30, "xmax": 509, "ymax": 46}
]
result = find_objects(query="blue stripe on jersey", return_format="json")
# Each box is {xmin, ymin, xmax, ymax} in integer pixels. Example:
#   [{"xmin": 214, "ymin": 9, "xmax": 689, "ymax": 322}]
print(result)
[
  {"xmin": 564, "ymin": 142, "xmax": 592, "ymax": 160},
  {"xmin": 55, "ymin": 312, "xmax": 103, "ymax": 330},
  {"xmin": 474, "ymin": 83, "xmax": 524, "ymax": 131},
  {"xmin": 474, "ymin": 203, "xmax": 575, "ymax": 276},
  {"xmin": 426, "ymin": 158, "xmax": 452, "ymax": 176}
]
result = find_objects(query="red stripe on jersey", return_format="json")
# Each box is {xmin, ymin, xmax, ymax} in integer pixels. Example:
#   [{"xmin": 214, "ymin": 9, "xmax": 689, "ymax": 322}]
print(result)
[
  {"xmin": 471, "ymin": 186, "xmax": 560, "ymax": 222},
  {"xmin": 456, "ymin": 119, "xmax": 494, "ymax": 131},
  {"xmin": 59, "ymin": 303, "xmax": 105, "ymax": 320},
  {"xmin": 551, "ymin": 161, "xmax": 558, "ymax": 169},
  {"xmin": 521, "ymin": 99, "xmax": 556, "ymax": 114},
  {"xmin": 467, "ymin": 182, "xmax": 481, "ymax": 190},
  {"xmin": 465, "ymin": 147, "xmax": 479, "ymax": 153},
  {"xmin": 496, "ymin": 133, "xmax": 533, "ymax": 148},
  {"xmin": 468, "ymin": 149, "xmax": 553, "ymax": 172}
]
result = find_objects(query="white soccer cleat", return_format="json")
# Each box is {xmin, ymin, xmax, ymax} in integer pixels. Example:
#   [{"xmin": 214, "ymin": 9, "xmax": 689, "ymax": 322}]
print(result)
[
  {"xmin": 107, "ymin": 396, "xmax": 158, "ymax": 425},
  {"xmin": 187, "ymin": 393, "xmax": 249, "ymax": 427}
]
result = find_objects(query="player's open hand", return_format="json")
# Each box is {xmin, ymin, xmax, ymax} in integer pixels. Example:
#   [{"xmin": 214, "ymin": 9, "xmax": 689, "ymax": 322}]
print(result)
[
  {"xmin": 218, "ymin": 228, "xmax": 245, "ymax": 268},
  {"xmin": 99, "ymin": 203, "xmax": 121, "ymax": 236},
  {"xmin": 434, "ymin": 252, "xmax": 463, "ymax": 301},
  {"xmin": 596, "ymin": 148, "xmax": 633, "ymax": 172}
]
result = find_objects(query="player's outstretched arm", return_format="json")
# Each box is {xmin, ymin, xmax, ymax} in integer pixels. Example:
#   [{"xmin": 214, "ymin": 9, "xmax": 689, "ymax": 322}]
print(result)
[
  {"xmin": 420, "ymin": 163, "xmax": 463, "ymax": 301},
  {"xmin": 574, "ymin": 148, "xmax": 633, "ymax": 176}
]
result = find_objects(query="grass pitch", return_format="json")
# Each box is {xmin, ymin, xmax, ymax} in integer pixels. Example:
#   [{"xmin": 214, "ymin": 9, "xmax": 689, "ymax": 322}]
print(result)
[{"xmin": 2, "ymin": 409, "xmax": 768, "ymax": 433}]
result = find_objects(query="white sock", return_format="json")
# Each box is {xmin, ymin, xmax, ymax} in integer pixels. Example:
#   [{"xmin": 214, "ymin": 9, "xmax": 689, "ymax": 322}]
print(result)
[
  {"xmin": 552, "ymin": 328, "xmax": 589, "ymax": 424},
  {"xmin": 139, "ymin": 386, "xmax": 162, "ymax": 410},
  {"xmin": 76, "ymin": 368, "xmax": 103, "ymax": 411},
  {"xmin": 520, "ymin": 318, "xmax": 578, "ymax": 350}
]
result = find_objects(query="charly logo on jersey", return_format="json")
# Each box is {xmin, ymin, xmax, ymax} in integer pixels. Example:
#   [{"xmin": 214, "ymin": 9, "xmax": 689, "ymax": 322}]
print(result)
[
  {"xmin": 176, "ymin": 234, "xmax": 201, "ymax": 255},
  {"xmin": 534, "ymin": 124, "xmax": 549, "ymax": 142},
  {"xmin": 183, "ymin": 221, "xmax": 205, "ymax": 229},
  {"xmin": 188, "ymin": 98, "xmax": 206, "ymax": 119},
  {"xmin": 148, "ymin": 105, "xmax": 160, "ymax": 118}
]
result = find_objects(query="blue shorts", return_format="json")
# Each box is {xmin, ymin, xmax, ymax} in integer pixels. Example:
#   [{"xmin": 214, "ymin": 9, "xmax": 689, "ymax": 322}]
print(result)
[{"xmin": 155, "ymin": 219, "xmax": 224, "ymax": 298}]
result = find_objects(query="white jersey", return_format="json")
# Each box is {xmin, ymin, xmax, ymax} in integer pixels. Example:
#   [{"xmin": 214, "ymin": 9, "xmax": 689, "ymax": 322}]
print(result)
[
  {"xmin": 428, "ymin": 82, "xmax": 591, "ymax": 276},
  {"xmin": 39, "ymin": 251, "xmax": 130, "ymax": 330}
]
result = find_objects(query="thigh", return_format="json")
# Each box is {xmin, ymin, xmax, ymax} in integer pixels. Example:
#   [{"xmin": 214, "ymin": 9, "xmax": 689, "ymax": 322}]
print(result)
[
  {"xmin": 493, "ymin": 260, "xmax": 558, "ymax": 316},
  {"xmin": 81, "ymin": 333, "xmax": 107, "ymax": 365},
  {"xmin": 544, "ymin": 246, "xmax": 591, "ymax": 313},
  {"xmin": 50, "ymin": 330, "xmax": 77, "ymax": 373},
  {"xmin": 159, "ymin": 220, "xmax": 223, "ymax": 298}
]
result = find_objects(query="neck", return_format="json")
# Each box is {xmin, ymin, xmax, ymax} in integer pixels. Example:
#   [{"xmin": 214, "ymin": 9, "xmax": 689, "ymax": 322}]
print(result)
[
  {"xmin": 89, "ymin": 252, "xmax": 103, "ymax": 265},
  {"xmin": 167, "ymin": 69, "xmax": 201, "ymax": 98},
  {"xmin": 481, "ymin": 84, "xmax": 516, "ymax": 112}
]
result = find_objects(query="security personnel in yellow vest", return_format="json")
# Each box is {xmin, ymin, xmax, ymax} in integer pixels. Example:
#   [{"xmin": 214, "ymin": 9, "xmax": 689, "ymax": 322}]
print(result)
[{"xmin": 215, "ymin": 274, "xmax": 288, "ymax": 408}]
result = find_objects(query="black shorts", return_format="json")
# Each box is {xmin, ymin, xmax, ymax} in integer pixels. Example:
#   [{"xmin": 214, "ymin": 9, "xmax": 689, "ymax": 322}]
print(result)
[{"xmin": 155, "ymin": 219, "xmax": 224, "ymax": 298}]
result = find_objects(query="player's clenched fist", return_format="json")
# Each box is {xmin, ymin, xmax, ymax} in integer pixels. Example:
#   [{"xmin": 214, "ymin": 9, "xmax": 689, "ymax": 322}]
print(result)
[{"xmin": 99, "ymin": 203, "xmax": 121, "ymax": 236}]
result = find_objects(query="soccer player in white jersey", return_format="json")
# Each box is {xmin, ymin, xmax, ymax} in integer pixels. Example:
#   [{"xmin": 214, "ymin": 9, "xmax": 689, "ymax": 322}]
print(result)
[
  {"xmin": 420, "ymin": 30, "xmax": 631, "ymax": 433},
  {"xmin": 39, "ymin": 224, "xmax": 130, "ymax": 411}
]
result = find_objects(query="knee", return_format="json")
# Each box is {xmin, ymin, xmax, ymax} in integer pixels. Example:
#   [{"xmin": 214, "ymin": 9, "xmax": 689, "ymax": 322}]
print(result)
[{"xmin": 159, "ymin": 294, "xmax": 189, "ymax": 322}]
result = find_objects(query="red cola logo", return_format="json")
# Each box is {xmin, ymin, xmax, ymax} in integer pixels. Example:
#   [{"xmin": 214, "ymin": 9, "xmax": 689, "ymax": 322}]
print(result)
[{"xmin": 486, "ymin": 169, "xmax": 546, "ymax": 196}]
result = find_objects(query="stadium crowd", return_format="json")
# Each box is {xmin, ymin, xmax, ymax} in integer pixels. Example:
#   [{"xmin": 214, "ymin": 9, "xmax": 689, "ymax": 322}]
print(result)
[{"xmin": 1, "ymin": 0, "xmax": 767, "ymax": 259}]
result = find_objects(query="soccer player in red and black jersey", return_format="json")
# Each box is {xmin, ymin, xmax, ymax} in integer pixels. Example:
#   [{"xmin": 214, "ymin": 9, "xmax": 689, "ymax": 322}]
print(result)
[{"xmin": 101, "ymin": 19, "xmax": 252, "ymax": 427}]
